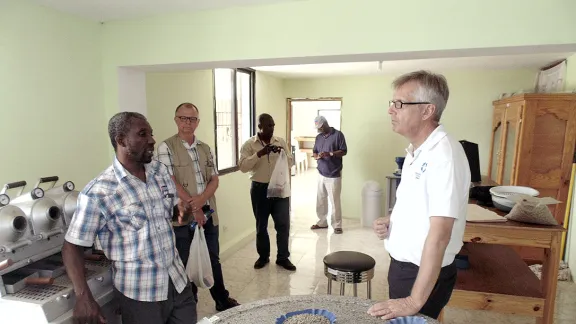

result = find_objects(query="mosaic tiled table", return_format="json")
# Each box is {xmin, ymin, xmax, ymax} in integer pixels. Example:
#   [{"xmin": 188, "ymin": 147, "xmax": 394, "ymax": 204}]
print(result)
[{"xmin": 211, "ymin": 295, "xmax": 438, "ymax": 323}]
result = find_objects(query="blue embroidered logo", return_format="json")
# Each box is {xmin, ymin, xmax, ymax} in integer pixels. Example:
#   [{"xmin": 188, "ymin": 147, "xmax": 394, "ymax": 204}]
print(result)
[{"xmin": 421, "ymin": 162, "xmax": 428, "ymax": 173}]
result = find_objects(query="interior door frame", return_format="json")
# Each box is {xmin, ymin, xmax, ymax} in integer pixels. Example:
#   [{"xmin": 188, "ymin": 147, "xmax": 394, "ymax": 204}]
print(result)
[{"xmin": 285, "ymin": 97, "xmax": 343, "ymax": 149}]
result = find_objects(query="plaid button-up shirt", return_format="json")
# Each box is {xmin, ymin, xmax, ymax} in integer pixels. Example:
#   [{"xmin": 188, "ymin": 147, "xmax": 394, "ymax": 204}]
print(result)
[{"xmin": 65, "ymin": 158, "xmax": 189, "ymax": 302}]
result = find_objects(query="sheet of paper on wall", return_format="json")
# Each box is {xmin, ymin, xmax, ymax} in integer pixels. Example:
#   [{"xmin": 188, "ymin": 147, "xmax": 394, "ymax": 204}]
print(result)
[
  {"xmin": 466, "ymin": 204, "xmax": 507, "ymax": 222},
  {"xmin": 507, "ymin": 194, "xmax": 561, "ymax": 206}
]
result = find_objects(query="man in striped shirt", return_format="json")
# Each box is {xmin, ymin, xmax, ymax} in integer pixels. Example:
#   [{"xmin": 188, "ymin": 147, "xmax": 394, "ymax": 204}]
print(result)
[
  {"xmin": 62, "ymin": 112, "xmax": 197, "ymax": 324},
  {"xmin": 157, "ymin": 102, "xmax": 239, "ymax": 311}
]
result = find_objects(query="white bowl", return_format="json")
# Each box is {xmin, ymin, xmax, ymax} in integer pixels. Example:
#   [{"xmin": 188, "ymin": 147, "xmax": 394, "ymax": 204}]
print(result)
[
  {"xmin": 490, "ymin": 186, "xmax": 539, "ymax": 198},
  {"xmin": 489, "ymin": 186, "xmax": 539, "ymax": 212}
]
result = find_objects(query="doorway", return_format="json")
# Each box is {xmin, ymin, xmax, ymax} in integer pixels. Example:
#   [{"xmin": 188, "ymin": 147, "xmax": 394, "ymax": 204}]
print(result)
[{"xmin": 286, "ymin": 98, "xmax": 342, "ymax": 226}]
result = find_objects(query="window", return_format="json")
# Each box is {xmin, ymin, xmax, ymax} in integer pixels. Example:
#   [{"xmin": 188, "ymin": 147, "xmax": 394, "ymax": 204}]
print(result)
[{"xmin": 213, "ymin": 68, "xmax": 255, "ymax": 174}]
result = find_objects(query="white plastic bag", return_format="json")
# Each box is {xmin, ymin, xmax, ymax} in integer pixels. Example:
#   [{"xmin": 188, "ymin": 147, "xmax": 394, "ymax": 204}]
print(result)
[
  {"xmin": 267, "ymin": 150, "xmax": 291, "ymax": 198},
  {"xmin": 185, "ymin": 227, "xmax": 214, "ymax": 289}
]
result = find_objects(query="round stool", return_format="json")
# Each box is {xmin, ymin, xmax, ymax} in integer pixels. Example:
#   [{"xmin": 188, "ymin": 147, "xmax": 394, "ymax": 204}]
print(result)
[{"xmin": 323, "ymin": 251, "xmax": 376, "ymax": 299}]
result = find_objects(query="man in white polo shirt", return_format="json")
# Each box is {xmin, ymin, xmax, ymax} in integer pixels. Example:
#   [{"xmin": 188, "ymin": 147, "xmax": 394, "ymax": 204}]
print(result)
[{"xmin": 368, "ymin": 70, "xmax": 470, "ymax": 320}]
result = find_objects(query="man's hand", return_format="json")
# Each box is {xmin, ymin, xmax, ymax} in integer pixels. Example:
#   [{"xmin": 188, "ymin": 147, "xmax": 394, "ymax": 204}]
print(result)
[
  {"xmin": 73, "ymin": 293, "xmax": 107, "ymax": 324},
  {"xmin": 367, "ymin": 297, "xmax": 421, "ymax": 320},
  {"xmin": 317, "ymin": 152, "xmax": 328, "ymax": 159},
  {"xmin": 192, "ymin": 209, "xmax": 206, "ymax": 227},
  {"xmin": 187, "ymin": 194, "xmax": 205, "ymax": 211},
  {"xmin": 257, "ymin": 145, "xmax": 274, "ymax": 158},
  {"xmin": 177, "ymin": 199, "xmax": 192, "ymax": 225},
  {"xmin": 373, "ymin": 216, "xmax": 390, "ymax": 240}
]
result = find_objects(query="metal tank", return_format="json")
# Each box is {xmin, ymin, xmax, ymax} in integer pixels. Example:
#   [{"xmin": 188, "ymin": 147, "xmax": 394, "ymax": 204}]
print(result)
[
  {"xmin": 0, "ymin": 186, "xmax": 30, "ymax": 253},
  {"xmin": 36, "ymin": 176, "xmax": 79, "ymax": 227},
  {"xmin": 8, "ymin": 180, "xmax": 63, "ymax": 240}
]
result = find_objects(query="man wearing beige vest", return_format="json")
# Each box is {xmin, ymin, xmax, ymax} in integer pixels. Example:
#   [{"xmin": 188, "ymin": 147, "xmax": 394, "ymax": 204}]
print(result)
[{"xmin": 157, "ymin": 103, "xmax": 239, "ymax": 312}]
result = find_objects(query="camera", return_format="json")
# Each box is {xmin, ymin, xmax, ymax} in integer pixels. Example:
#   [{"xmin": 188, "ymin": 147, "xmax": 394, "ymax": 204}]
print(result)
[{"xmin": 269, "ymin": 145, "xmax": 282, "ymax": 153}]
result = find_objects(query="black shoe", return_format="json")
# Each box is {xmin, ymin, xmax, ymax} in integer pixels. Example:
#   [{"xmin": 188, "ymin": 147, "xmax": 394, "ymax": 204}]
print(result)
[
  {"xmin": 334, "ymin": 228, "xmax": 343, "ymax": 234},
  {"xmin": 254, "ymin": 258, "xmax": 270, "ymax": 269},
  {"xmin": 276, "ymin": 259, "xmax": 296, "ymax": 271},
  {"xmin": 215, "ymin": 297, "xmax": 241, "ymax": 312}
]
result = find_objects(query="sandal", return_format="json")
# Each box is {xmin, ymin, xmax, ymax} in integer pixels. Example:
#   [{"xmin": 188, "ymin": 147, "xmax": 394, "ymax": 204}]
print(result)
[{"xmin": 311, "ymin": 224, "xmax": 328, "ymax": 230}]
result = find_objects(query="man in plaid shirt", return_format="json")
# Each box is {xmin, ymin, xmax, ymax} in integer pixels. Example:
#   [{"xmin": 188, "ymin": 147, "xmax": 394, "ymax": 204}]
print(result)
[{"xmin": 62, "ymin": 112, "xmax": 197, "ymax": 324}]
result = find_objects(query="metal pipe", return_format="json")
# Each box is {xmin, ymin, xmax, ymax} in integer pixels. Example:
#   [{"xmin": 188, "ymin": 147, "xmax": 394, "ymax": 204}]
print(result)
[{"xmin": 367, "ymin": 280, "xmax": 372, "ymax": 299}]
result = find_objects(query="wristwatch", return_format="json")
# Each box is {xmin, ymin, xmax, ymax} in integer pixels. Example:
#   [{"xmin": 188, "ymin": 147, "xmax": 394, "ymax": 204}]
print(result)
[{"xmin": 329, "ymin": 152, "xmax": 334, "ymax": 157}]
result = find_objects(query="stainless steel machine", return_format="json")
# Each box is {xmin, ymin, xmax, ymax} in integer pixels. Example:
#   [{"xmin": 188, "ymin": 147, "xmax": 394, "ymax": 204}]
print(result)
[{"xmin": 0, "ymin": 177, "xmax": 120, "ymax": 324}]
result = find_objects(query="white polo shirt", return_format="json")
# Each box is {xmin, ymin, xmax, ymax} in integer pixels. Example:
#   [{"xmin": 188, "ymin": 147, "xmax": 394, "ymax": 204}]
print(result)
[{"xmin": 384, "ymin": 125, "xmax": 470, "ymax": 267}]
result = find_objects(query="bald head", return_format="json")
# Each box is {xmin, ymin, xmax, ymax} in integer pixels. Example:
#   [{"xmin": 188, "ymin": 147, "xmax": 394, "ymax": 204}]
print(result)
[
  {"xmin": 258, "ymin": 113, "xmax": 272, "ymax": 124},
  {"xmin": 175, "ymin": 102, "xmax": 199, "ymax": 115},
  {"xmin": 258, "ymin": 113, "xmax": 275, "ymax": 138}
]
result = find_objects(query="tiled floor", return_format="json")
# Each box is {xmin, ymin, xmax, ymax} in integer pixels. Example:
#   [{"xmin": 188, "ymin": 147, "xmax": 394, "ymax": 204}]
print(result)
[{"xmin": 196, "ymin": 170, "xmax": 576, "ymax": 323}]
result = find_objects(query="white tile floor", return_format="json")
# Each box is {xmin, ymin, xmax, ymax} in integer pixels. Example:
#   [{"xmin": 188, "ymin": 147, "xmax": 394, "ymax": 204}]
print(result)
[{"xmin": 196, "ymin": 170, "xmax": 576, "ymax": 323}]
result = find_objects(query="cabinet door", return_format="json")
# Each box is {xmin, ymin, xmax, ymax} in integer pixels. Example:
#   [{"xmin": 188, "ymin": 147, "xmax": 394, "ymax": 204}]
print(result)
[
  {"xmin": 521, "ymin": 101, "xmax": 576, "ymax": 224},
  {"xmin": 488, "ymin": 105, "xmax": 505, "ymax": 183},
  {"xmin": 501, "ymin": 102, "xmax": 524, "ymax": 185}
]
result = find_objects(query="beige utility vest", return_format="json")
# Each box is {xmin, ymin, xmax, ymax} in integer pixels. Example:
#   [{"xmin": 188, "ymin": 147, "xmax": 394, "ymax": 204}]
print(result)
[{"xmin": 164, "ymin": 135, "xmax": 219, "ymax": 227}]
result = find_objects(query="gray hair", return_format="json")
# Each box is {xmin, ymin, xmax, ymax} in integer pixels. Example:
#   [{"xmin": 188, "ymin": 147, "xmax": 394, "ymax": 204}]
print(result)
[
  {"xmin": 392, "ymin": 70, "xmax": 449, "ymax": 121},
  {"xmin": 108, "ymin": 111, "xmax": 147, "ymax": 151}
]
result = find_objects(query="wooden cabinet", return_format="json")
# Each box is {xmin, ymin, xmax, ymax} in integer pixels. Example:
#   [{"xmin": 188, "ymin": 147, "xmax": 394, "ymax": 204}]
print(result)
[{"xmin": 487, "ymin": 94, "xmax": 576, "ymax": 262}]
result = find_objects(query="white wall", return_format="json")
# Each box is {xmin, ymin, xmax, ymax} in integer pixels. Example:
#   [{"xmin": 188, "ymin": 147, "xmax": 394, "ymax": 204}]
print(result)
[
  {"xmin": 291, "ymin": 101, "xmax": 341, "ymax": 138},
  {"xmin": 118, "ymin": 68, "xmax": 147, "ymax": 115}
]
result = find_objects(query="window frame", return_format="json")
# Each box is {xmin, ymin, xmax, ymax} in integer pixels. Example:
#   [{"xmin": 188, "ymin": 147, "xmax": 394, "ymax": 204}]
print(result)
[{"xmin": 212, "ymin": 67, "xmax": 256, "ymax": 175}]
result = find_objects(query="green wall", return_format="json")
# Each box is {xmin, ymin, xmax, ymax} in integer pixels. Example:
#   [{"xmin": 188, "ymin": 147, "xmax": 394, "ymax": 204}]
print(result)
[{"xmin": 0, "ymin": 0, "xmax": 107, "ymax": 192}]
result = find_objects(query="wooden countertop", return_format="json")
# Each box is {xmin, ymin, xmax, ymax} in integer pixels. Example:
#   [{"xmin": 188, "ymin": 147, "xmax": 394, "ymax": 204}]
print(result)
[{"xmin": 468, "ymin": 199, "xmax": 565, "ymax": 233}]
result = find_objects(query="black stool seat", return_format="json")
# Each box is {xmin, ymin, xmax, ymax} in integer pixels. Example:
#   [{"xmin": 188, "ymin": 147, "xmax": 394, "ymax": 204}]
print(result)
[{"xmin": 323, "ymin": 251, "xmax": 376, "ymax": 272}]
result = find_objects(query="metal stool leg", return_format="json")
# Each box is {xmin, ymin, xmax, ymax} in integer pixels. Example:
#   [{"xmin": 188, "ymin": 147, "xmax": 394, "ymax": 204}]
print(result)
[
  {"xmin": 327, "ymin": 279, "xmax": 332, "ymax": 294},
  {"xmin": 339, "ymin": 282, "xmax": 345, "ymax": 295},
  {"xmin": 367, "ymin": 280, "xmax": 372, "ymax": 299},
  {"xmin": 353, "ymin": 283, "xmax": 358, "ymax": 297}
]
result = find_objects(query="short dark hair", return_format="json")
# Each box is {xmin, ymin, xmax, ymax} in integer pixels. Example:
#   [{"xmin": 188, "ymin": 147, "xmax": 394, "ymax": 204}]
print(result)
[
  {"xmin": 175, "ymin": 103, "xmax": 199, "ymax": 115},
  {"xmin": 108, "ymin": 111, "xmax": 147, "ymax": 151},
  {"xmin": 258, "ymin": 113, "xmax": 273, "ymax": 125}
]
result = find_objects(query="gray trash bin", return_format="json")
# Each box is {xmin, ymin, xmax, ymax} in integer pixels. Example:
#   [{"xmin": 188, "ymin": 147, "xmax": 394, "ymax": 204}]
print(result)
[{"xmin": 362, "ymin": 181, "xmax": 383, "ymax": 228}]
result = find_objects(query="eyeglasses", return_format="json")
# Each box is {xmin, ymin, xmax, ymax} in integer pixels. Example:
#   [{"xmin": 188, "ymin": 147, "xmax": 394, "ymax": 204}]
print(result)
[
  {"xmin": 389, "ymin": 100, "xmax": 431, "ymax": 109},
  {"xmin": 176, "ymin": 116, "xmax": 198, "ymax": 123}
]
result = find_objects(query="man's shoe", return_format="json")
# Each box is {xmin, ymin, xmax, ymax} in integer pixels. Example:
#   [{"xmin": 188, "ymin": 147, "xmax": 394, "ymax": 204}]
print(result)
[
  {"xmin": 276, "ymin": 259, "xmax": 297, "ymax": 271},
  {"xmin": 334, "ymin": 228, "xmax": 343, "ymax": 234},
  {"xmin": 215, "ymin": 297, "xmax": 241, "ymax": 312},
  {"xmin": 254, "ymin": 258, "xmax": 270, "ymax": 269}
]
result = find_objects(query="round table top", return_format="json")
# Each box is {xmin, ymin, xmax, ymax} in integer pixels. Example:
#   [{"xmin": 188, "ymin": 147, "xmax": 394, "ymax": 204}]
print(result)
[{"xmin": 212, "ymin": 295, "xmax": 439, "ymax": 324}]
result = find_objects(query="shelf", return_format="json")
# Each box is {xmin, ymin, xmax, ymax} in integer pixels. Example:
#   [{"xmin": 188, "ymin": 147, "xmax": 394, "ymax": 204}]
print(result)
[
  {"xmin": 456, "ymin": 243, "xmax": 543, "ymax": 298},
  {"xmin": 449, "ymin": 243, "xmax": 545, "ymax": 316}
]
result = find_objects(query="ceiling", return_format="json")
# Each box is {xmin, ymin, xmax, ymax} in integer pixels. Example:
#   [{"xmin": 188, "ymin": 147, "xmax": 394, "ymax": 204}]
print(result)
[
  {"xmin": 28, "ymin": 0, "xmax": 298, "ymax": 21},
  {"xmin": 253, "ymin": 53, "xmax": 573, "ymax": 78}
]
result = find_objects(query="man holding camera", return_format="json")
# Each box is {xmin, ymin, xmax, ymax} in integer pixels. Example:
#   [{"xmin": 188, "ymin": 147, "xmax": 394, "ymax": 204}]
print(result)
[
  {"xmin": 239, "ymin": 113, "xmax": 296, "ymax": 271},
  {"xmin": 157, "ymin": 103, "xmax": 239, "ymax": 312}
]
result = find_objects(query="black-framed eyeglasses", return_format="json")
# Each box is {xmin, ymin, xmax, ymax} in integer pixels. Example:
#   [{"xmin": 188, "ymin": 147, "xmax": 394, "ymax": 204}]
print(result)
[
  {"xmin": 389, "ymin": 100, "xmax": 431, "ymax": 109},
  {"xmin": 176, "ymin": 116, "xmax": 198, "ymax": 123}
]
